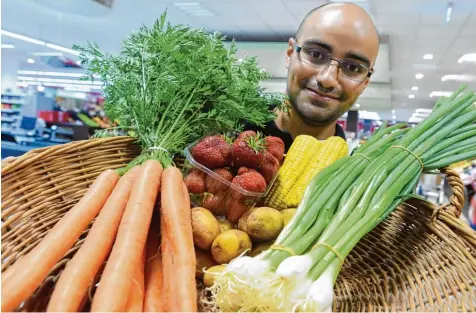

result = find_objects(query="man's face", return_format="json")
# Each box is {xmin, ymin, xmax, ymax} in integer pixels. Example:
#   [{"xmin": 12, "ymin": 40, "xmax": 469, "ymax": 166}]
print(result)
[{"xmin": 285, "ymin": 6, "xmax": 379, "ymax": 126}]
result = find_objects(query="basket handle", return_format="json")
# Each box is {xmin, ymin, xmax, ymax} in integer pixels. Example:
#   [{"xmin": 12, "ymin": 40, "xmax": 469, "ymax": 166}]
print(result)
[{"xmin": 437, "ymin": 167, "xmax": 465, "ymax": 218}]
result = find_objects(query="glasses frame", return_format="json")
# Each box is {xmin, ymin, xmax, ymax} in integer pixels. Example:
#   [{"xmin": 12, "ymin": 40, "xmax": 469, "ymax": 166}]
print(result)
[{"xmin": 295, "ymin": 44, "xmax": 373, "ymax": 82}]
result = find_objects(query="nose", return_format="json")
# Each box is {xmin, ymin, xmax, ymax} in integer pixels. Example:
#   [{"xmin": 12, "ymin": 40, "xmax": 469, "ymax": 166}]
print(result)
[{"xmin": 315, "ymin": 60, "xmax": 339, "ymax": 91}]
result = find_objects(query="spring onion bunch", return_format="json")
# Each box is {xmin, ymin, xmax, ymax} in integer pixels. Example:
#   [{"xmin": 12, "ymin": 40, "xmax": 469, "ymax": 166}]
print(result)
[
  {"xmin": 208, "ymin": 86, "xmax": 476, "ymax": 312},
  {"xmin": 207, "ymin": 123, "xmax": 410, "ymax": 311}
]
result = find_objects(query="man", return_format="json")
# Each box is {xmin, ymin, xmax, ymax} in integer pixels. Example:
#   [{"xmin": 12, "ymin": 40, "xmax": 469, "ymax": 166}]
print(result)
[{"xmin": 249, "ymin": 2, "xmax": 380, "ymax": 151}]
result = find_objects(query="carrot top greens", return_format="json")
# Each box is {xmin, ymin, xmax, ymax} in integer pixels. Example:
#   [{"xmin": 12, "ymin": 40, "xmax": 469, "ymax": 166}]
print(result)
[{"xmin": 74, "ymin": 12, "xmax": 286, "ymax": 170}]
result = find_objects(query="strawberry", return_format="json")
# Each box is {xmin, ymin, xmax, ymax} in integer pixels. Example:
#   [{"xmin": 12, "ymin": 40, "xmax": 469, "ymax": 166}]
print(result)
[
  {"xmin": 259, "ymin": 151, "xmax": 280, "ymax": 184},
  {"xmin": 264, "ymin": 136, "xmax": 285, "ymax": 162},
  {"xmin": 237, "ymin": 130, "xmax": 257, "ymax": 140},
  {"xmin": 237, "ymin": 167, "xmax": 252, "ymax": 175},
  {"xmin": 206, "ymin": 168, "xmax": 234, "ymax": 194},
  {"xmin": 226, "ymin": 199, "xmax": 251, "ymax": 223},
  {"xmin": 232, "ymin": 133, "xmax": 266, "ymax": 169},
  {"xmin": 191, "ymin": 135, "xmax": 231, "ymax": 169},
  {"xmin": 202, "ymin": 192, "xmax": 228, "ymax": 216},
  {"xmin": 230, "ymin": 169, "xmax": 266, "ymax": 200},
  {"xmin": 184, "ymin": 168, "xmax": 206, "ymax": 194}
]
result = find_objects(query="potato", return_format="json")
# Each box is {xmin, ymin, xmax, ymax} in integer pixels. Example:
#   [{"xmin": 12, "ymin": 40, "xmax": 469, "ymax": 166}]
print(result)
[
  {"xmin": 195, "ymin": 248, "xmax": 217, "ymax": 278},
  {"xmin": 217, "ymin": 218, "xmax": 235, "ymax": 233},
  {"xmin": 211, "ymin": 230, "xmax": 252, "ymax": 264},
  {"xmin": 281, "ymin": 208, "xmax": 297, "ymax": 227},
  {"xmin": 203, "ymin": 264, "xmax": 226, "ymax": 287},
  {"xmin": 191, "ymin": 207, "xmax": 221, "ymax": 250},
  {"xmin": 237, "ymin": 208, "xmax": 255, "ymax": 232},
  {"xmin": 243, "ymin": 207, "xmax": 283, "ymax": 241},
  {"xmin": 250, "ymin": 241, "xmax": 273, "ymax": 257}
]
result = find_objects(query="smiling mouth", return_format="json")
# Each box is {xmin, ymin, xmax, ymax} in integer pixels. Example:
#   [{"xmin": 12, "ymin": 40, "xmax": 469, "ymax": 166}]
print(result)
[{"xmin": 305, "ymin": 87, "xmax": 339, "ymax": 101}]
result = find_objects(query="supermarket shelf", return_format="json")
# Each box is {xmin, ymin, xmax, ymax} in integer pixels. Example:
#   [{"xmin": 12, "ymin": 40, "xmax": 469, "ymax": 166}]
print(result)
[
  {"xmin": 1, "ymin": 109, "xmax": 22, "ymax": 113},
  {"xmin": 1, "ymin": 100, "xmax": 24, "ymax": 105},
  {"xmin": 1, "ymin": 93, "xmax": 25, "ymax": 98},
  {"xmin": 1, "ymin": 117, "xmax": 20, "ymax": 123},
  {"xmin": 1, "ymin": 93, "xmax": 25, "ymax": 106}
]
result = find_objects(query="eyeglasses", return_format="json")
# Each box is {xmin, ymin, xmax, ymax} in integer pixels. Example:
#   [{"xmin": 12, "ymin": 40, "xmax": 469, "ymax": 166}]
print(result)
[{"xmin": 295, "ymin": 44, "xmax": 373, "ymax": 82}]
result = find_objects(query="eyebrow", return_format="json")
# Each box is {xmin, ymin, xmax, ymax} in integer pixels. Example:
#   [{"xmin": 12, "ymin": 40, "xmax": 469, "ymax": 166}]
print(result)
[
  {"xmin": 302, "ymin": 39, "xmax": 333, "ymax": 52},
  {"xmin": 345, "ymin": 51, "xmax": 371, "ymax": 67},
  {"xmin": 302, "ymin": 39, "xmax": 372, "ymax": 67}
]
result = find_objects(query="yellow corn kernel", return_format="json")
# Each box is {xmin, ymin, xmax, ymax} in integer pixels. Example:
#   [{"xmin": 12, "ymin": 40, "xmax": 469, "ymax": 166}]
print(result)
[
  {"xmin": 285, "ymin": 136, "xmax": 348, "ymax": 207},
  {"xmin": 264, "ymin": 135, "xmax": 322, "ymax": 210}
]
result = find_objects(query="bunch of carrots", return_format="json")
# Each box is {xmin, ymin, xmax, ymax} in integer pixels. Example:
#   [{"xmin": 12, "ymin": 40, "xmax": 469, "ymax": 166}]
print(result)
[{"xmin": 1, "ymin": 161, "xmax": 197, "ymax": 312}]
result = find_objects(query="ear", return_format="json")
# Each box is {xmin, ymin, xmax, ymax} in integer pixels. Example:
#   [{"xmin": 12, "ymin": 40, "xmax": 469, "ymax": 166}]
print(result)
[{"xmin": 285, "ymin": 37, "xmax": 296, "ymax": 69}]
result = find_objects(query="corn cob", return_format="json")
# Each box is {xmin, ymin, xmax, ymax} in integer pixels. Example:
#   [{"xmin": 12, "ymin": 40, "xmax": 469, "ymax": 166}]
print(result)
[
  {"xmin": 285, "ymin": 136, "xmax": 348, "ymax": 207},
  {"xmin": 264, "ymin": 135, "xmax": 322, "ymax": 210}
]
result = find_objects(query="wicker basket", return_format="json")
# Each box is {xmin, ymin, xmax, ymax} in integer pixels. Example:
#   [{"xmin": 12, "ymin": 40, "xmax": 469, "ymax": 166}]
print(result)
[{"xmin": 2, "ymin": 137, "xmax": 475, "ymax": 312}]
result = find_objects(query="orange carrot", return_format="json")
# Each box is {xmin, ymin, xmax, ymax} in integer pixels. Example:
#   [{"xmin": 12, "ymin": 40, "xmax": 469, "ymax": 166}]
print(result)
[
  {"xmin": 125, "ymin": 248, "xmax": 146, "ymax": 312},
  {"xmin": 91, "ymin": 160, "xmax": 163, "ymax": 312},
  {"xmin": 160, "ymin": 167, "xmax": 197, "ymax": 312},
  {"xmin": 47, "ymin": 167, "xmax": 141, "ymax": 312},
  {"xmin": 144, "ymin": 216, "xmax": 164, "ymax": 312},
  {"xmin": 1, "ymin": 170, "xmax": 119, "ymax": 312},
  {"xmin": 160, "ymin": 215, "xmax": 175, "ymax": 312}
]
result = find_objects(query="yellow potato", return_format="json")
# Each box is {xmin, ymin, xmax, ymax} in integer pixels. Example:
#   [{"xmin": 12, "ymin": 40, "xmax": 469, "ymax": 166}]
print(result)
[
  {"xmin": 237, "ymin": 208, "xmax": 255, "ymax": 232},
  {"xmin": 211, "ymin": 229, "xmax": 252, "ymax": 264},
  {"xmin": 250, "ymin": 241, "xmax": 273, "ymax": 257},
  {"xmin": 191, "ymin": 207, "xmax": 221, "ymax": 250},
  {"xmin": 281, "ymin": 208, "xmax": 297, "ymax": 227},
  {"xmin": 203, "ymin": 264, "xmax": 226, "ymax": 287},
  {"xmin": 244, "ymin": 207, "xmax": 283, "ymax": 241},
  {"xmin": 217, "ymin": 218, "xmax": 235, "ymax": 233},
  {"xmin": 195, "ymin": 248, "xmax": 217, "ymax": 278}
]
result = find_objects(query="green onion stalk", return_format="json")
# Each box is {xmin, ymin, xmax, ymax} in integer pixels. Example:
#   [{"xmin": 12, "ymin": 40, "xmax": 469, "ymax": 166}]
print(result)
[
  {"xmin": 207, "ymin": 87, "xmax": 476, "ymax": 312},
  {"xmin": 277, "ymin": 88, "xmax": 476, "ymax": 312}
]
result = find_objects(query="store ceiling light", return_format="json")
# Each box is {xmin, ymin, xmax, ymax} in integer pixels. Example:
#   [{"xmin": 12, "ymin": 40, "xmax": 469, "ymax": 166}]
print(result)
[
  {"xmin": 415, "ymin": 73, "xmax": 424, "ymax": 79},
  {"xmin": 408, "ymin": 94, "xmax": 415, "ymax": 99},
  {"xmin": 37, "ymin": 85, "xmax": 45, "ymax": 92},
  {"xmin": 27, "ymin": 58, "xmax": 35, "ymax": 64},
  {"xmin": 1, "ymin": 29, "xmax": 79, "ymax": 56},
  {"xmin": 429, "ymin": 91, "xmax": 453, "ymax": 98},
  {"xmin": 392, "ymin": 115, "xmax": 396, "ymax": 120},
  {"xmin": 1, "ymin": 44, "xmax": 14, "ymax": 49},
  {"xmin": 1, "ymin": 30, "xmax": 46, "ymax": 45},
  {"xmin": 412, "ymin": 86, "xmax": 419, "ymax": 91},
  {"xmin": 423, "ymin": 54, "xmax": 433, "ymax": 60},
  {"xmin": 355, "ymin": 103, "xmax": 361, "ymax": 108},
  {"xmin": 458, "ymin": 53, "xmax": 476, "ymax": 63},
  {"xmin": 446, "ymin": 2, "xmax": 453, "ymax": 23},
  {"xmin": 441, "ymin": 74, "xmax": 476, "ymax": 82}
]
